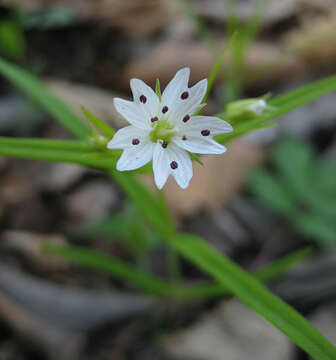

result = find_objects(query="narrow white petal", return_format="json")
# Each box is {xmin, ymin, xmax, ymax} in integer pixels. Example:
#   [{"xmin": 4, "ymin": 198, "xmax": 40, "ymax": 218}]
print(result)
[
  {"xmin": 161, "ymin": 68, "xmax": 190, "ymax": 114},
  {"xmin": 171, "ymin": 78, "xmax": 208, "ymax": 125},
  {"xmin": 153, "ymin": 142, "xmax": 193, "ymax": 189},
  {"xmin": 107, "ymin": 126, "xmax": 149, "ymax": 150},
  {"xmin": 173, "ymin": 135, "xmax": 227, "ymax": 154},
  {"xmin": 130, "ymin": 78, "xmax": 160, "ymax": 117},
  {"xmin": 116, "ymin": 142, "xmax": 154, "ymax": 171},
  {"xmin": 153, "ymin": 142, "xmax": 170, "ymax": 189},
  {"xmin": 114, "ymin": 98, "xmax": 151, "ymax": 129},
  {"xmin": 181, "ymin": 116, "xmax": 233, "ymax": 135}
]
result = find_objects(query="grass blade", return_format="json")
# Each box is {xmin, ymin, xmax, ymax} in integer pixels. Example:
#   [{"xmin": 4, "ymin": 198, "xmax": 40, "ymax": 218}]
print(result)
[
  {"xmin": 172, "ymin": 233, "xmax": 336, "ymax": 360},
  {"xmin": 0, "ymin": 57, "xmax": 90, "ymax": 139}
]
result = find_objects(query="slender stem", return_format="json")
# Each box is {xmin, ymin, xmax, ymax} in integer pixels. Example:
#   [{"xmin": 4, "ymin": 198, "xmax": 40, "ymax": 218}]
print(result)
[
  {"xmin": 157, "ymin": 189, "xmax": 181, "ymax": 282},
  {"xmin": 0, "ymin": 136, "xmax": 94, "ymax": 151}
]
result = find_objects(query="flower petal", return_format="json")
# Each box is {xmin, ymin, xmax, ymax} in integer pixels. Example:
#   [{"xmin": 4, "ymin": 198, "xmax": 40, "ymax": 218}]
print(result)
[
  {"xmin": 153, "ymin": 142, "xmax": 192, "ymax": 189},
  {"xmin": 107, "ymin": 126, "xmax": 149, "ymax": 150},
  {"xmin": 130, "ymin": 78, "xmax": 160, "ymax": 117},
  {"xmin": 114, "ymin": 98, "xmax": 151, "ymax": 129},
  {"xmin": 161, "ymin": 68, "xmax": 190, "ymax": 114},
  {"xmin": 116, "ymin": 142, "xmax": 154, "ymax": 171},
  {"xmin": 181, "ymin": 116, "xmax": 233, "ymax": 135},
  {"xmin": 171, "ymin": 79, "xmax": 208, "ymax": 124},
  {"xmin": 173, "ymin": 135, "xmax": 227, "ymax": 154}
]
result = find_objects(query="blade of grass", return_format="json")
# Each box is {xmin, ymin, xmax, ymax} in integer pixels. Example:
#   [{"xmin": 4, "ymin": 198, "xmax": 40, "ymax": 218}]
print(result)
[
  {"xmin": 172, "ymin": 233, "xmax": 336, "ymax": 360},
  {"xmin": 0, "ymin": 56, "xmax": 90, "ymax": 139},
  {"xmin": 81, "ymin": 106, "xmax": 115, "ymax": 137},
  {"xmin": 0, "ymin": 136, "xmax": 93, "ymax": 151},
  {"xmin": 110, "ymin": 171, "xmax": 175, "ymax": 239},
  {"xmin": 45, "ymin": 244, "xmax": 170, "ymax": 296},
  {"xmin": 216, "ymin": 74, "xmax": 336, "ymax": 144}
]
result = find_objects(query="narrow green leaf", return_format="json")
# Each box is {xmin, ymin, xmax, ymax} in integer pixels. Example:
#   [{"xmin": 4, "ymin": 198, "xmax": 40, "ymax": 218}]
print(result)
[
  {"xmin": 0, "ymin": 144, "xmax": 118, "ymax": 170},
  {"xmin": 273, "ymin": 138, "xmax": 314, "ymax": 197},
  {"xmin": 155, "ymin": 78, "xmax": 162, "ymax": 101},
  {"xmin": 0, "ymin": 56, "xmax": 90, "ymax": 139},
  {"xmin": 172, "ymin": 233, "xmax": 336, "ymax": 360},
  {"xmin": 0, "ymin": 136, "xmax": 93, "ymax": 151},
  {"xmin": 181, "ymin": 247, "xmax": 312, "ymax": 299},
  {"xmin": 295, "ymin": 213, "xmax": 336, "ymax": 246},
  {"xmin": 249, "ymin": 169, "xmax": 296, "ymax": 215},
  {"xmin": 203, "ymin": 33, "xmax": 237, "ymax": 103},
  {"xmin": 45, "ymin": 244, "xmax": 169, "ymax": 296},
  {"xmin": 216, "ymin": 74, "xmax": 336, "ymax": 144},
  {"xmin": 110, "ymin": 171, "xmax": 175, "ymax": 238},
  {"xmin": 81, "ymin": 106, "xmax": 115, "ymax": 137}
]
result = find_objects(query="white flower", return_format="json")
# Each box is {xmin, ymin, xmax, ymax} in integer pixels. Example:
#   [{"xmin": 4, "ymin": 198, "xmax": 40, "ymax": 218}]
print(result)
[{"xmin": 107, "ymin": 68, "xmax": 233, "ymax": 189}]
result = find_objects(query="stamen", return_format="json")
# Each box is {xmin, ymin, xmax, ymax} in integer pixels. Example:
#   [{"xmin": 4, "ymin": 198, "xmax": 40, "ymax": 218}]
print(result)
[
  {"xmin": 182, "ymin": 136, "xmax": 187, "ymax": 140},
  {"xmin": 151, "ymin": 116, "xmax": 158, "ymax": 122},
  {"xmin": 162, "ymin": 106, "xmax": 168, "ymax": 114},
  {"xmin": 181, "ymin": 91, "xmax": 189, "ymax": 100},
  {"xmin": 183, "ymin": 115, "xmax": 190, "ymax": 123},
  {"xmin": 132, "ymin": 138, "xmax": 140, "ymax": 145},
  {"xmin": 139, "ymin": 95, "xmax": 147, "ymax": 103},
  {"xmin": 170, "ymin": 161, "xmax": 178, "ymax": 170},
  {"xmin": 162, "ymin": 141, "xmax": 168, "ymax": 148},
  {"xmin": 201, "ymin": 129, "xmax": 210, "ymax": 136}
]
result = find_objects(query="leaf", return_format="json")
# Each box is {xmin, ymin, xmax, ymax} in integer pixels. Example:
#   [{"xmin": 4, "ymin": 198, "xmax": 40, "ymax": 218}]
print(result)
[
  {"xmin": 216, "ymin": 74, "xmax": 336, "ymax": 144},
  {"xmin": 0, "ymin": 143, "xmax": 117, "ymax": 170},
  {"xmin": 203, "ymin": 33, "xmax": 237, "ymax": 103},
  {"xmin": 81, "ymin": 106, "xmax": 115, "ymax": 137},
  {"xmin": 249, "ymin": 169, "xmax": 296, "ymax": 215},
  {"xmin": 0, "ymin": 21, "xmax": 26, "ymax": 59},
  {"xmin": 110, "ymin": 171, "xmax": 176, "ymax": 239},
  {"xmin": 294, "ymin": 213, "xmax": 336, "ymax": 246},
  {"xmin": 155, "ymin": 78, "xmax": 162, "ymax": 101},
  {"xmin": 273, "ymin": 138, "xmax": 314, "ymax": 197},
  {"xmin": 172, "ymin": 233, "xmax": 336, "ymax": 360},
  {"xmin": 45, "ymin": 244, "xmax": 170, "ymax": 296},
  {"xmin": 182, "ymin": 247, "xmax": 312, "ymax": 299},
  {"xmin": 0, "ymin": 56, "xmax": 90, "ymax": 139}
]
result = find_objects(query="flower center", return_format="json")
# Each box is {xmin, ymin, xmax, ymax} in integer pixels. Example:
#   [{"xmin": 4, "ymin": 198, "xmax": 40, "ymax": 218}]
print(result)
[{"xmin": 150, "ymin": 118, "xmax": 177, "ymax": 143}]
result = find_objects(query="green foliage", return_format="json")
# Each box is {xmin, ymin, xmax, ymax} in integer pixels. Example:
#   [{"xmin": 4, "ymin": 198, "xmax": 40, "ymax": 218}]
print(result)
[
  {"xmin": 0, "ymin": 21, "xmax": 26, "ymax": 59},
  {"xmin": 22, "ymin": 5, "xmax": 76, "ymax": 29},
  {"xmin": 1, "ymin": 56, "xmax": 336, "ymax": 358},
  {"xmin": 81, "ymin": 106, "xmax": 116, "ymax": 138},
  {"xmin": 172, "ymin": 233, "xmax": 336, "ymax": 360},
  {"xmin": 216, "ymin": 74, "xmax": 336, "ymax": 144},
  {"xmin": 80, "ymin": 205, "xmax": 162, "ymax": 258},
  {"xmin": 250, "ymin": 138, "xmax": 336, "ymax": 245},
  {"xmin": 0, "ymin": 57, "xmax": 90, "ymax": 139}
]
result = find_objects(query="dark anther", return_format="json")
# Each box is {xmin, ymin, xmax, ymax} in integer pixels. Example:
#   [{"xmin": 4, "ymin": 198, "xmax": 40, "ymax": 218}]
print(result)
[
  {"xmin": 183, "ymin": 115, "xmax": 190, "ymax": 123},
  {"xmin": 201, "ymin": 129, "xmax": 210, "ymax": 136},
  {"xmin": 162, "ymin": 141, "xmax": 168, "ymax": 148},
  {"xmin": 170, "ymin": 161, "xmax": 178, "ymax": 170},
  {"xmin": 162, "ymin": 106, "xmax": 168, "ymax": 114},
  {"xmin": 139, "ymin": 95, "xmax": 147, "ymax": 103},
  {"xmin": 151, "ymin": 116, "xmax": 158, "ymax": 122},
  {"xmin": 181, "ymin": 91, "xmax": 189, "ymax": 100},
  {"xmin": 132, "ymin": 138, "xmax": 140, "ymax": 145}
]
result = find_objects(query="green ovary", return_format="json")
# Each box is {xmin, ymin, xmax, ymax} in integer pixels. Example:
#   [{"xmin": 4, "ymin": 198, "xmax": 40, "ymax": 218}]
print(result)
[{"xmin": 150, "ymin": 119, "xmax": 177, "ymax": 143}]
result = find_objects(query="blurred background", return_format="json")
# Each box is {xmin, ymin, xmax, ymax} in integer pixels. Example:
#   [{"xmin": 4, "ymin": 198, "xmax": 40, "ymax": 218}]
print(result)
[{"xmin": 0, "ymin": 0, "xmax": 336, "ymax": 359}]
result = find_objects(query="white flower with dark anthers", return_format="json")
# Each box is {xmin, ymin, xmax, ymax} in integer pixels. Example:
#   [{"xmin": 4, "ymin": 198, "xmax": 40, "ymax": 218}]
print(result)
[{"xmin": 107, "ymin": 68, "xmax": 233, "ymax": 189}]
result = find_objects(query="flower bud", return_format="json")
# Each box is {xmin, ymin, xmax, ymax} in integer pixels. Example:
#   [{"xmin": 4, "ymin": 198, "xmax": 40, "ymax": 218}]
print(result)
[{"xmin": 225, "ymin": 97, "xmax": 272, "ymax": 124}]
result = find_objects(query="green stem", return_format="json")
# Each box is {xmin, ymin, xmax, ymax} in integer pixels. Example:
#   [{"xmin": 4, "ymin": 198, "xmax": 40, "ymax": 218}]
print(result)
[{"xmin": 0, "ymin": 136, "xmax": 93, "ymax": 151}]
